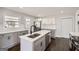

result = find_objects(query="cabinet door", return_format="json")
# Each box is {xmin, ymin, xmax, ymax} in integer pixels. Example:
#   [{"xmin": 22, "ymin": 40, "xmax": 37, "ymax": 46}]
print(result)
[
  {"xmin": 0, "ymin": 32, "xmax": 20, "ymax": 49},
  {"xmin": 42, "ymin": 18, "xmax": 55, "ymax": 24},
  {"xmin": 2, "ymin": 33, "xmax": 13, "ymax": 48},
  {"xmin": 34, "ymin": 36, "xmax": 45, "ymax": 51},
  {"xmin": 12, "ymin": 32, "xmax": 20, "ymax": 44},
  {"xmin": 34, "ymin": 39, "xmax": 42, "ymax": 51}
]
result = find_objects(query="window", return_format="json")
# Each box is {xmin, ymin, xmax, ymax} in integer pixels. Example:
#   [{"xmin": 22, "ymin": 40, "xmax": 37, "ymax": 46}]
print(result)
[{"xmin": 4, "ymin": 16, "xmax": 19, "ymax": 28}]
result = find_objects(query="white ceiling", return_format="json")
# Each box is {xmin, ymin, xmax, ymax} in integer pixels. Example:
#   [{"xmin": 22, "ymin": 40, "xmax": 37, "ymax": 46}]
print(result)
[{"xmin": 6, "ymin": 7, "xmax": 79, "ymax": 17}]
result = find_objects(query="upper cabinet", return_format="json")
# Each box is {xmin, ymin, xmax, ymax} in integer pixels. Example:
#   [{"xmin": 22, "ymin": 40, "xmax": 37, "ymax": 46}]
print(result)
[
  {"xmin": 42, "ymin": 17, "xmax": 55, "ymax": 25},
  {"xmin": 37, "ymin": 17, "xmax": 56, "ymax": 29}
]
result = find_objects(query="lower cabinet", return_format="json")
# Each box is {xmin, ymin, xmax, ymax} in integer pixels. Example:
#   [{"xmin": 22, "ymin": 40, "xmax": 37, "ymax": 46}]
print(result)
[
  {"xmin": 33, "ymin": 33, "xmax": 51, "ymax": 51},
  {"xmin": 2, "ymin": 34, "xmax": 13, "ymax": 49},
  {"xmin": 0, "ymin": 33, "xmax": 19, "ymax": 50},
  {"xmin": 0, "ymin": 30, "xmax": 28, "ymax": 51},
  {"xmin": 34, "ymin": 36, "xmax": 45, "ymax": 51}
]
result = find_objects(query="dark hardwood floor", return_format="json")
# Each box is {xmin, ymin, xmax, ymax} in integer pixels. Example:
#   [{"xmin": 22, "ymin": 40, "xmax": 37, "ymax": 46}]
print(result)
[
  {"xmin": 46, "ymin": 38, "xmax": 70, "ymax": 51},
  {"xmin": 8, "ymin": 37, "xmax": 70, "ymax": 51},
  {"xmin": 8, "ymin": 44, "xmax": 20, "ymax": 51}
]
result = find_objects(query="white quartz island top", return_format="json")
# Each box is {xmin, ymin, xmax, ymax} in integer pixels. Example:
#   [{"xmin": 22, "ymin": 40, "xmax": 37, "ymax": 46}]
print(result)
[
  {"xmin": 70, "ymin": 32, "xmax": 79, "ymax": 36},
  {"xmin": 20, "ymin": 30, "xmax": 51, "ymax": 42}
]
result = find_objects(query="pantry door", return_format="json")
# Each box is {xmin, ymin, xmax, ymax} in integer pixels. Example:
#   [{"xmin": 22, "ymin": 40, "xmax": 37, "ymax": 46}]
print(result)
[{"xmin": 61, "ymin": 17, "xmax": 73, "ymax": 38}]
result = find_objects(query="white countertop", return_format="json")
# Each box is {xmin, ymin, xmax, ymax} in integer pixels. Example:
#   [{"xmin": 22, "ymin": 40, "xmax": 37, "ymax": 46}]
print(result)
[
  {"xmin": 70, "ymin": 32, "xmax": 79, "ymax": 36},
  {"xmin": 0, "ymin": 28, "xmax": 27, "ymax": 35},
  {"xmin": 20, "ymin": 30, "xmax": 51, "ymax": 42}
]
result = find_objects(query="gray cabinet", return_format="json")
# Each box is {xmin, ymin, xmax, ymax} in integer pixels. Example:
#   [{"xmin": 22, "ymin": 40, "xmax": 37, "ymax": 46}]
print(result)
[
  {"xmin": 3, "ymin": 34, "xmax": 13, "ymax": 48},
  {"xmin": 34, "ymin": 36, "xmax": 45, "ymax": 51},
  {"xmin": 0, "ymin": 33, "xmax": 19, "ymax": 50},
  {"xmin": 33, "ymin": 32, "xmax": 51, "ymax": 51},
  {"xmin": 0, "ymin": 30, "xmax": 28, "ymax": 51}
]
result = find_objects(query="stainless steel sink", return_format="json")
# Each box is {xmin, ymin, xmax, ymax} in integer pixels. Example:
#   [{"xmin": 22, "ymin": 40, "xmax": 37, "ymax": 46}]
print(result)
[{"xmin": 27, "ymin": 33, "xmax": 40, "ymax": 38}]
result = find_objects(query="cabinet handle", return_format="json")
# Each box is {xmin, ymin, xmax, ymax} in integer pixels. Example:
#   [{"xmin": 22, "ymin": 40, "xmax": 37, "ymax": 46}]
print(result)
[
  {"xmin": 8, "ymin": 36, "xmax": 10, "ymax": 40},
  {"xmin": 40, "ymin": 42, "xmax": 42, "ymax": 46}
]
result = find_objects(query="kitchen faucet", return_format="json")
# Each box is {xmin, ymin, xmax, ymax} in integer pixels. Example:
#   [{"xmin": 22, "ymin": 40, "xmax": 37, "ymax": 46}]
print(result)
[
  {"xmin": 30, "ymin": 22, "xmax": 37, "ymax": 34},
  {"xmin": 30, "ymin": 25, "xmax": 34, "ymax": 34},
  {"xmin": 30, "ymin": 21, "xmax": 41, "ymax": 34}
]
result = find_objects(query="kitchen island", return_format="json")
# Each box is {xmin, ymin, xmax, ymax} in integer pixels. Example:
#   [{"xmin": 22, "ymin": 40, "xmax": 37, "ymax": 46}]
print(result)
[{"xmin": 20, "ymin": 30, "xmax": 51, "ymax": 51}]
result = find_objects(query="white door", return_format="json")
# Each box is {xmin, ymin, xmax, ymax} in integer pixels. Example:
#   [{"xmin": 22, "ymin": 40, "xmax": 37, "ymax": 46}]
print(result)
[{"xmin": 61, "ymin": 17, "xmax": 73, "ymax": 38}]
